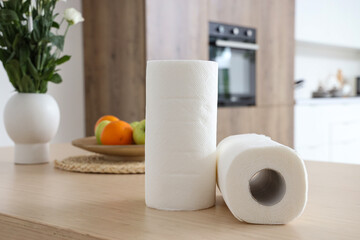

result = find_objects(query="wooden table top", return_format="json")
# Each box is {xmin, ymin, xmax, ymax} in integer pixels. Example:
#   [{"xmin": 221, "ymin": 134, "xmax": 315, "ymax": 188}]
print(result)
[{"xmin": 0, "ymin": 144, "xmax": 359, "ymax": 240}]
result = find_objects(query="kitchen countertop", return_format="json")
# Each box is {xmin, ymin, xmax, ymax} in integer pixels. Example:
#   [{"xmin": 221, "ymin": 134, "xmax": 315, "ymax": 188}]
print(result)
[
  {"xmin": 296, "ymin": 96, "xmax": 360, "ymax": 105},
  {"xmin": 0, "ymin": 144, "xmax": 359, "ymax": 240}
]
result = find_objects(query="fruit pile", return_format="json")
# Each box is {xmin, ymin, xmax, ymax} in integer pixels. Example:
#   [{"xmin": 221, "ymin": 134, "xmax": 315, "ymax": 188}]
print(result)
[{"xmin": 94, "ymin": 115, "xmax": 145, "ymax": 145}]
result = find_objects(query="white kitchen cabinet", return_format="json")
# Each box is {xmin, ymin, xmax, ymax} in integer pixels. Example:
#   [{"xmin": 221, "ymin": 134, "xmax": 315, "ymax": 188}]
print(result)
[
  {"xmin": 295, "ymin": 98, "xmax": 360, "ymax": 164},
  {"xmin": 296, "ymin": 145, "xmax": 329, "ymax": 162},
  {"xmin": 330, "ymin": 141, "xmax": 360, "ymax": 164},
  {"xmin": 295, "ymin": 0, "xmax": 360, "ymax": 49}
]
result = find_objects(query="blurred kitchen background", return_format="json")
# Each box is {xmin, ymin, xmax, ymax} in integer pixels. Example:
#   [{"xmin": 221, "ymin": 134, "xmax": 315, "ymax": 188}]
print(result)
[
  {"xmin": 0, "ymin": 0, "xmax": 359, "ymax": 164},
  {"xmin": 294, "ymin": 0, "xmax": 360, "ymax": 164}
]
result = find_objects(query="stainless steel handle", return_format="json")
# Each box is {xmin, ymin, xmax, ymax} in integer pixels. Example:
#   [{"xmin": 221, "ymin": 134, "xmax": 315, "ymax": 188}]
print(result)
[{"xmin": 215, "ymin": 39, "xmax": 259, "ymax": 50}]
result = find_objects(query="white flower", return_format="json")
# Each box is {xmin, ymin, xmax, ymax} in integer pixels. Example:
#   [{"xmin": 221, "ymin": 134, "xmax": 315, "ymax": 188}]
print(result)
[
  {"xmin": 28, "ymin": 15, "xmax": 33, "ymax": 32},
  {"xmin": 28, "ymin": 4, "xmax": 33, "ymax": 32},
  {"xmin": 0, "ymin": 0, "xmax": 7, "ymax": 8},
  {"xmin": 64, "ymin": 8, "xmax": 84, "ymax": 25}
]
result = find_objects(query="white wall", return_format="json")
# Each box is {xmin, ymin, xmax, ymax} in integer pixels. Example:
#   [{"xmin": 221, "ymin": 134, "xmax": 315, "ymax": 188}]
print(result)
[
  {"xmin": 0, "ymin": 0, "xmax": 85, "ymax": 147},
  {"xmin": 295, "ymin": 0, "xmax": 360, "ymax": 49}
]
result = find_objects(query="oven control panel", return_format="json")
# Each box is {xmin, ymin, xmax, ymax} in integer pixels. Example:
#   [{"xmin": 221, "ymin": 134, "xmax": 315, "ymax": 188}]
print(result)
[{"xmin": 209, "ymin": 22, "xmax": 256, "ymax": 43}]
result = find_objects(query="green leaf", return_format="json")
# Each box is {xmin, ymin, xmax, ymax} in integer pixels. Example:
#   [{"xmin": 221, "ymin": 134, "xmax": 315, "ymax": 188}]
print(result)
[
  {"xmin": 50, "ymin": 35, "xmax": 64, "ymax": 51},
  {"xmin": 0, "ymin": 9, "xmax": 19, "ymax": 24},
  {"xmin": 0, "ymin": 37, "xmax": 8, "ymax": 48},
  {"xmin": 19, "ymin": 46, "xmax": 30, "ymax": 75},
  {"xmin": 39, "ymin": 51, "xmax": 47, "ymax": 71},
  {"xmin": 27, "ymin": 59, "xmax": 40, "ymax": 87},
  {"xmin": 4, "ymin": 59, "xmax": 21, "ymax": 91},
  {"xmin": 20, "ymin": 2, "xmax": 31, "ymax": 16},
  {"xmin": 6, "ymin": 51, "xmax": 15, "ymax": 63},
  {"xmin": 44, "ymin": 54, "xmax": 56, "ymax": 70},
  {"xmin": 52, "ymin": 21, "xmax": 60, "ymax": 29},
  {"xmin": 7, "ymin": 0, "xmax": 20, "ymax": 11},
  {"xmin": 52, "ymin": 13, "xmax": 59, "ymax": 20},
  {"xmin": 21, "ymin": 75, "xmax": 35, "ymax": 93},
  {"xmin": 19, "ymin": 46, "xmax": 29, "ymax": 63},
  {"xmin": 36, "ymin": 49, "xmax": 41, "ymax": 69},
  {"xmin": 39, "ymin": 80, "xmax": 48, "ymax": 93},
  {"xmin": 55, "ymin": 55, "xmax": 70, "ymax": 65},
  {"xmin": 31, "ymin": 23, "xmax": 41, "ymax": 42},
  {"xmin": 12, "ymin": 33, "xmax": 21, "ymax": 50},
  {"xmin": 5, "ymin": 0, "xmax": 15, "ymax": 10},
  {"xmin": 48, "ymin": 73, "xmax": 62, "ymax": 84},
  {"xmin": 0, "ymin": 49, "xmax": 10, "ymax": 63}
]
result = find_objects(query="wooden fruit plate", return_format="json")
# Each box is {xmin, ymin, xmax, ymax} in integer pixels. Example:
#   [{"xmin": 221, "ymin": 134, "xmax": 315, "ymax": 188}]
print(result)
[{"xmin": 72, "ymin": 137, "xmax": 145, "ymax": 161}]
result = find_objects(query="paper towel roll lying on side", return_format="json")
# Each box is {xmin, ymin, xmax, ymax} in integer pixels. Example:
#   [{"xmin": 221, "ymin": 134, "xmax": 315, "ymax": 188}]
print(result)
[
  {"xmin": 217, "ymin": 134, "xmax": 308, "ymax": 224},
  {"xmin": 145, "ymin": 60, "xmax": 218, "ymax": 211}
]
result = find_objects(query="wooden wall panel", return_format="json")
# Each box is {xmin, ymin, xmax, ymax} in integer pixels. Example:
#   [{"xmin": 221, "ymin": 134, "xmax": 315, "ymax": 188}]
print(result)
[
  {"xmin": 257, "ymin": 0, "xmax": 295, "ymax": 106},
  {"xmin": 208, "ymin": 0, "xmax": 259, "ymax": 28},
  {"xmin": 217, "ymin": 106, "xmax": 294, "ymax": 146},
  {"xmin": 83, "ymin": 0, "xmax": 146, "ymax": 136},
  {"xmin": 146, "ymin": 0, "xmax": 208, "ymax": 60}
]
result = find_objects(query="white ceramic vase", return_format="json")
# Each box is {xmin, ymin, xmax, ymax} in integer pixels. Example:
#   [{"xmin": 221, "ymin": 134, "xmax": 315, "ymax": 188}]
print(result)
[{"xmin": 4, "ymin": 93, "xmax": 60, "ymax": 164}]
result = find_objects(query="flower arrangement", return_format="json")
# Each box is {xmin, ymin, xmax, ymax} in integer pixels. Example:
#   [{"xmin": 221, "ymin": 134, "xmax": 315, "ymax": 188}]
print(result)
[{"xmin": 0, "ymin": 0, "xmax": 83, "ymax": 93}]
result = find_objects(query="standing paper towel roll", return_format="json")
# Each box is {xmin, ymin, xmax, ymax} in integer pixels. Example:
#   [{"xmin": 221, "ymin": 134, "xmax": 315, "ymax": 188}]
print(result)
[
  {"xmin": 145, "ymin": 60, "xmax": 218, "ymax": 211},
  {"xmin": 217, "ymin": 134, "xmax": 308, "ymax": 224}
]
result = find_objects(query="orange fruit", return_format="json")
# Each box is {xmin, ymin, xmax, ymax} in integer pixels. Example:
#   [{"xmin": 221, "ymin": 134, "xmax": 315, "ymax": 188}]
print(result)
[
  {"xmin": 101, "ymin": 120, "xmax": 133, "ymax": 145},
  {"xmin": 94, "ymin": 115, "xmax": 119, "ymax": 133}
]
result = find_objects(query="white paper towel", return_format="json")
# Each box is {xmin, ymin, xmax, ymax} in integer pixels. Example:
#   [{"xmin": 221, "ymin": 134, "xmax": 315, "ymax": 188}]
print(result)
[
  {"xmin": 145, "ymin": 60, "xmax": 218, "ymax": 211},
  {"xmin": 217, "ymin": 134, "xmax": 308, "ymax": 224}
]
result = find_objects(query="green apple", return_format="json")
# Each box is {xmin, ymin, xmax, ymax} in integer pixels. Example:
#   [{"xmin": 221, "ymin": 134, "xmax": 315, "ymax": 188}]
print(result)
[
  {"xmin": 95, "ymin": 120, "xmax": 111, "ymax": 144},
  {"xmin": 133, "ymin": 119, "xmax": 145, "ymax": 145},
  {"xmin": 130, "ymin": 121, "xmax": 140, "ymax": 129}
]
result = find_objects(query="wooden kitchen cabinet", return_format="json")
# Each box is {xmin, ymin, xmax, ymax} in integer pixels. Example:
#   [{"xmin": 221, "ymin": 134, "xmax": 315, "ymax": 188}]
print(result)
[
  {"xmin": 146, "ymin": 0, "xmax": 208, "ymax": 60},
  {"xmin": 217, "ymin": 105, "xmax": 293, "ymax": 146},
  {"xmin": 208, "ymin": 0, "xmax": 295, "ymax": 146},
  {"xmin": 83, "ymin": 0, "xmax": 296, "ymax": 146},
  {"xmin": 83, "ymin": 0, "xmax": 146, "ymax": 135},
  {"xmin": 208, "ymin": 0, "xmax": 295, "ymax": 107}
]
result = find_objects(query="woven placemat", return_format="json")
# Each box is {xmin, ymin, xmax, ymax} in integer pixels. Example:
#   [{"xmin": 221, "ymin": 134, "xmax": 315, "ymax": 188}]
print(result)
[{"xmin": 54, "ymin": 154, "xmax": 144, "ymax": 174}]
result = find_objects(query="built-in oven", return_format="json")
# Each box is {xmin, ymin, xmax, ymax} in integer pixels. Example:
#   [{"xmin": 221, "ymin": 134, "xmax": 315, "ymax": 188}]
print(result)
[{"xmin": 209, "ymin": 22, "xmax": 258, "ymax": 106}]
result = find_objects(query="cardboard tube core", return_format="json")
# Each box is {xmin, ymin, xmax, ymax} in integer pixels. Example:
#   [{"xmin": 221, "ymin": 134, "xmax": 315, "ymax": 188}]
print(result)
[{"xmin": 249, "ymin": 168, "xmax": 286, "ymax": 206}]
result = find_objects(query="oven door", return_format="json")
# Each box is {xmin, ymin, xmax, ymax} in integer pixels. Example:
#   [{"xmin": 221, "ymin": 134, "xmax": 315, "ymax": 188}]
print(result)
[{"xmin": 210, "ymin": 40, "xmax": 258, "ymax": 106}]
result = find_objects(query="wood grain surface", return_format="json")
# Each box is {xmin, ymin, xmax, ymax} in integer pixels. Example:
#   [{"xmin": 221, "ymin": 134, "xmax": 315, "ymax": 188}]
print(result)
[
  {"xmin": 83, "ymin": 0, "xmax": 146, "ymax": 136},
  {"xmin": 0, "ymin": 144, "xmax": 359, "ymax": 240},
  {"xmin": 146, "ymin": 0, "xmax": 209, "ymax": 60},
  {"xmin": 217, "ymin": 105, "xmax": 294, "ymax": 146},
  {"xmin": 208, "ymin": 0, "xmax": 295, "ymax": 146}
]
